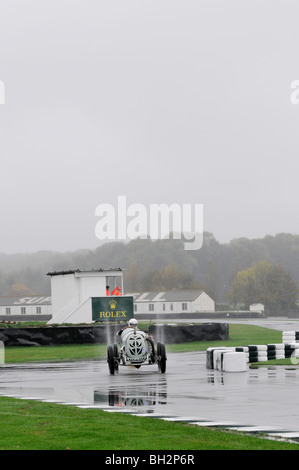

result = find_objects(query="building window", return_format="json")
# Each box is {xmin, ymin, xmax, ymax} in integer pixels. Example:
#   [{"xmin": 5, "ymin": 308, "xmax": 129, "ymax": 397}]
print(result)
[
  {"xmin": 134, "ymin": 304, "xmax": 137, "ymax": 312},
  {"xmin": 170, "ymin": 303, "xmax": 173, "ymax": 311},
  {"xmin": 21, "ymin": 307, "xmax": 26, "ymax": 314},
  {"xmin": 5, "ymin": 307, "xmax": 11, "ymax": 315},
  {"xmin": 149, "ymin": 304, "xmax": 154, "ymax": 312},
  {"xmin": 36, "ymin": 307, "xmax": 42, "ymax": 314},
  {"xmin": 162, "ymin": 304, "xmax": 165, "ymax": 311},
  {"xmin": 182, "ymin": 303, "xmax": 188, "ymax": 311}
]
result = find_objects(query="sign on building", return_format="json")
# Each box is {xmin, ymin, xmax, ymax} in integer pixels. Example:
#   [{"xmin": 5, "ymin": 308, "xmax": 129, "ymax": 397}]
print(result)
[{"xmin": 92, "ymin": 296, "xmax": 134, "ymax": 322}]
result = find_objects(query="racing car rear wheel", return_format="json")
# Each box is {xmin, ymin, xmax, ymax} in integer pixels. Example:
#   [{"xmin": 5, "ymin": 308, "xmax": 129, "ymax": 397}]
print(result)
[
  {"xmin": 157, "ymin": 342, "xmax": 166, "ymax": 374},
  {"xmin": 113, "ymin": 343, "xmax": 119, "ymax": 372},
  {"xmin": 146, "ymin": 337, "xmax": 155, "ymax": 363},
  {"xmin": 113, "ymin": 343, "xmax": 118, "ymax": 357},
  {"xmin": 107, "ymin": 345, "xmax": 116, "ymax": 375}
]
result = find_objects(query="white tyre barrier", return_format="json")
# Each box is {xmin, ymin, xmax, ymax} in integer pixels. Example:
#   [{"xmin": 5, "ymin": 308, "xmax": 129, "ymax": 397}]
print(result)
[
  {"xmin": 257, "ymin": 354, "xmax": 268, "ymax": 361},
  {"xmin": 248, "ymin": 345, "xmax": 267, "ymax": 351},
  {"xmin": 282, "ymin": 331, "xmax": 299, "ymax": 360},
  {"xmin": 283, "ymin": 336, "xmax": 295, "ymax": 344},
  {"xmin": 285, "ymin": 343, "xmax": 299, "ymax": 359},
  {"xmin": 248, "ymin": 345, "xmax": 267, "ymax": 363},
  {"xmin": 267, "ymin": 344, "xmax": 285, "ymax": 360},
  {"xmin": 206, "ymin": 347, "xmax": 235, "ymax": 369},
  {"xmin": 206, "ymin": 348, "xmax": 247, "ymax": 372},
  {"xmin": 235, "ymin": 346, "xmax": 249, "ymax": 352},
  {"xmin": 213, "ymin": 348, "xmax": 235, "ymax": 371},
  {"xmin": 268, "ymin": 343, "xmax": 284, "ymax": 349},
  {"xmin": 222, "ymin": 352, "xmax": 247, "ymax": 372},
  {"xmin": 282, "ymin": 331, "xmax": 299, "ymax": 344},
  {"xmin": 206, "ymin": 340, "xmax": 299, "ymax": 368},
  {"xmin": 235, "ymin": 346, "xmax": 249, "ymax": 363}
]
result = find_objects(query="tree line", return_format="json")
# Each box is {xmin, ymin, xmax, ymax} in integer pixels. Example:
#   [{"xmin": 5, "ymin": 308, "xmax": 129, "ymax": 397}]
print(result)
[
  {"xmin": 0, "ymin": 231, "xmax": 298, "ymax": 313},
  {"xmin": 227, "ymin": 260, "xmax": 298, "ymax": 313}
]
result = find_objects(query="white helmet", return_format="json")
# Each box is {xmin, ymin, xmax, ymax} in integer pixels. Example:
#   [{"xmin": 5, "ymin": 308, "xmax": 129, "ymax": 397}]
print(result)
[{"xmin": 128, "ymin": 318, "xmax": 138, "ymax": 327}]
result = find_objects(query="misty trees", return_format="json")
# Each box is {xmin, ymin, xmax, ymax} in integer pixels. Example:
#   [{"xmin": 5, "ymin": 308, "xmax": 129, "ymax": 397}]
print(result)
[
  {"xmin": 5, "ymin": 284, "xmax": 36, "ymax": 296},
  {"xmin": 124, "ymin": 262, "xmax": 202, "ymax": 292},
  {"xmin": 0, "ymin": 232, "xmax": 298, "ymax": 314},
  {"xmin": 228, "ymin": 261, "xmax": 270, "ymax": 308},
  {"xmin": 266, "ymin": 264, "xmax": 298, "ymax": 313},
  {"xmin": 123, "ymin": 262, "xmax": 140, "ymax": 292},
  {"xmin": 228, "ymin": 261, "xmax": 298, "ymax": 313}
]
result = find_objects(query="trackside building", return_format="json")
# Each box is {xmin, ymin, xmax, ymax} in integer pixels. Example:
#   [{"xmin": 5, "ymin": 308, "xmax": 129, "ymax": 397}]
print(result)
[
  {"xmin": 128, "ymin": 290, "xmax": 215, "ymax": 315},
  {"xmin": 47, "ymin": 268, "xmax": 133, "ymax": 324},
  {"xmin": 0, "ymin": 296, "xmax": 52, "ymax": 321}
]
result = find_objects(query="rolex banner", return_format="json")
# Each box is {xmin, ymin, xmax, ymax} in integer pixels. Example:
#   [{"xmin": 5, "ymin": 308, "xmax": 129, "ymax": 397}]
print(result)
[{"xmin": 92, "ymin": 296, "xmax": 134, "ymax": 322}]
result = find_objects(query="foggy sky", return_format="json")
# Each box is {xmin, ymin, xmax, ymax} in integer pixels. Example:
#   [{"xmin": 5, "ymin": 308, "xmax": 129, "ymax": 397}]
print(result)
[{"xmin": 0, "ymin": 0, "xmax": 298, "ymax": 253}]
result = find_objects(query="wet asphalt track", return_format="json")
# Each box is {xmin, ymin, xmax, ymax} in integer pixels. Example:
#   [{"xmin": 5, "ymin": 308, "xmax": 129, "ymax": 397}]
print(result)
[{"xmin": 1, "ymin": 319, "xmax": 299, "ymax": 441}]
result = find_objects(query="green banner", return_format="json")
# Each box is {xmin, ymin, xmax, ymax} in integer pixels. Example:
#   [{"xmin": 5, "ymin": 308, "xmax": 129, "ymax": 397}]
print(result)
[{"xmin": 92, "ymin": 296, "xmax": 134, "ymax": 322}]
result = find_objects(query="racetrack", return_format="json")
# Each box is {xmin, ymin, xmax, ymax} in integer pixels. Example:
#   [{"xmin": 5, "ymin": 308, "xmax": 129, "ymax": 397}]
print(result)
[{"xmin": 1, "ymin": 345, "xmax": 299, "ymax": 441}]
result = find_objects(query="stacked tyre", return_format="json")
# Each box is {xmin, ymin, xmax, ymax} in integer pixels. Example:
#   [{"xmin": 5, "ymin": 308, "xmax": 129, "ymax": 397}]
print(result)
[
  {"xmin": 282, "ymin": 331, "xmax": 297, "ymax": 344},
  {"xmin": 284, "ymin": 343, "xmax": 299, "ymax": 359},
  {"xmin": 267, "ymin": 344, "xmax": 285, "ymax": 360},
  {"xmin": 235, "ymin": 346, "xmax": 249, "ymax": 363},
  {"xmin": 248, "ymin": 345, "xmax": 267, "ymax": 363}
]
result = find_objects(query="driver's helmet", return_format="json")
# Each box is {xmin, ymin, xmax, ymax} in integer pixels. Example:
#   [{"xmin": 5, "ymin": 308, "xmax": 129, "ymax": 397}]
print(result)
[{"xmin": 128, "ymin": 318, "xmax": 138, "ymax": 328}]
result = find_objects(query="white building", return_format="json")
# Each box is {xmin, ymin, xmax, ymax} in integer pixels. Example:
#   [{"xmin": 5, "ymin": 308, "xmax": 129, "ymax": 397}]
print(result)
[
  {"xmin": 0, "ymin": 296, "xmax": 52, "ymax": 320},
  {"xmin": 128, "ymin": 290, "xmax": 215, "ymax": 315},
  {"xmin": 249, "ymin": 303, "xmax": 264, "ymax": 314}
]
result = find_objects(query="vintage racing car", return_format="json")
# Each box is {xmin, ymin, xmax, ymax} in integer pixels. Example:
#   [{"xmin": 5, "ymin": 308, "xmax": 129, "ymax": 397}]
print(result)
[{"xmin": 107, "ymin": 319, "xmax": 167, "ymax": 375}]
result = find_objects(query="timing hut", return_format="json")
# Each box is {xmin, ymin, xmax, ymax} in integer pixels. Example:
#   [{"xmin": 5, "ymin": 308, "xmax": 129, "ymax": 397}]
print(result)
[{"xmin": 47, "ymin": 268, "xmax": 133, "ymax": 325}]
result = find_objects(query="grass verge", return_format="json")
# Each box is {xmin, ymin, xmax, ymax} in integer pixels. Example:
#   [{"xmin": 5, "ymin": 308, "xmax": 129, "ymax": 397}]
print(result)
[{"xmin": 0, "ymin": 396, "xmax": 297, "ymax": 450}]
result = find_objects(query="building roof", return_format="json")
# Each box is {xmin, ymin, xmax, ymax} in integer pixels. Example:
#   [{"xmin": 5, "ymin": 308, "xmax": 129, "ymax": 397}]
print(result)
[
  {"xmin": 47, "ymin": 268, "xmax": 123, "ymax": 276},
  {"xmin": 127, "ymin": 290, "xmax": 204, "ymax": 302},
  {"xmin": 0, "ymin": 296, "xmax": 52, "ymax": 306}
]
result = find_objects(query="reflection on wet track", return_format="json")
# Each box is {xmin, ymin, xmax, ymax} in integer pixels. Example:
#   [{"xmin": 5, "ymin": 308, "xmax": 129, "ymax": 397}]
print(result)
[
  {"xmin": 1, "ymin": 351, "xmax": 299, "ymax": 441},
  {"xmin": 98, "ymin": 381, "xmax": 167, "ymax": 409}
]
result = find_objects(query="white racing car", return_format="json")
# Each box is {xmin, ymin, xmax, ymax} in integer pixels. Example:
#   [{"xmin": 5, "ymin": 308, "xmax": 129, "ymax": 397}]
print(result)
[{"xmin": 107, "ymin": 319, "xmax": 167, "ymax": 375}]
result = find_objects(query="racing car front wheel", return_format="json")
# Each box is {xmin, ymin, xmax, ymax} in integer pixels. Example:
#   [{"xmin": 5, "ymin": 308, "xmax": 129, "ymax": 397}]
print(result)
[
  {"xmin": 107, "ymin": 345, "xmax": 116, "ymax": 375},
  {"xmin": 157, "ymin": 342, "xmax": 167, "ymax": 374}
]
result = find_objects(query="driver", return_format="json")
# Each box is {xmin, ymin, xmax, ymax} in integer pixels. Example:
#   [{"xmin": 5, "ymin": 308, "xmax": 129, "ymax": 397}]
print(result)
[{"xmin": 117, "ymin": 318, "xmax": 138, "ymax": 337}]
